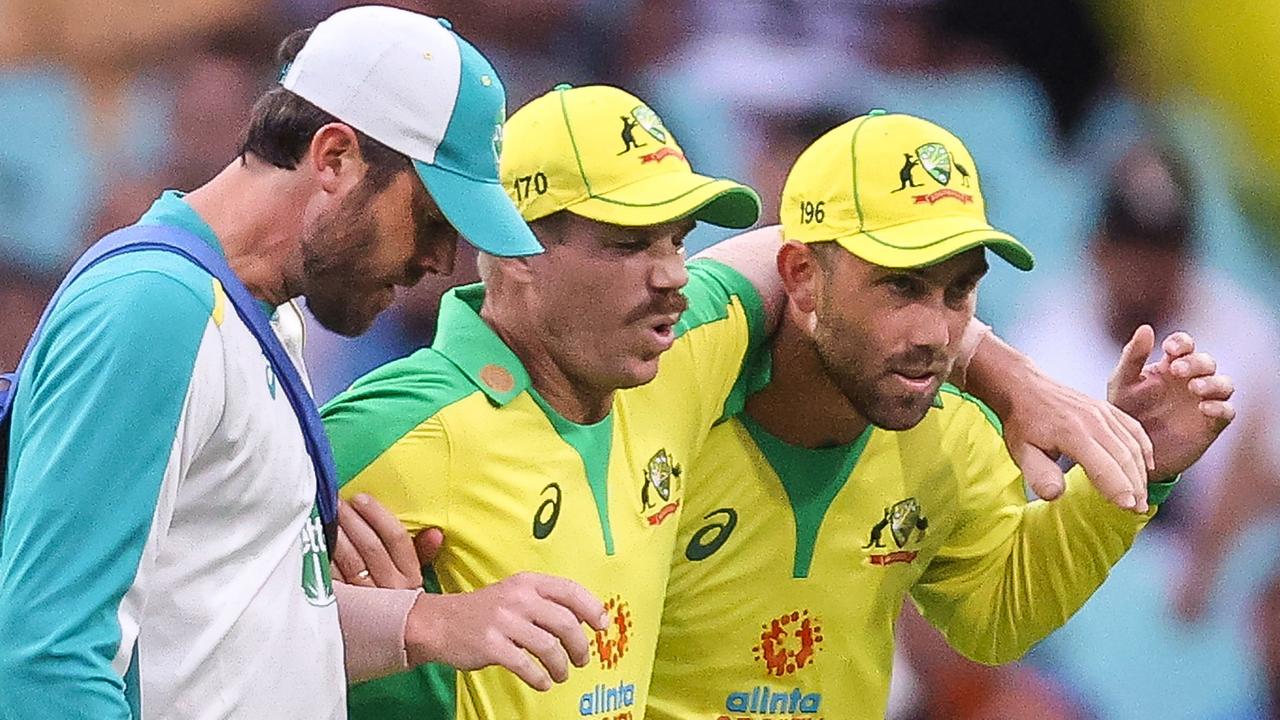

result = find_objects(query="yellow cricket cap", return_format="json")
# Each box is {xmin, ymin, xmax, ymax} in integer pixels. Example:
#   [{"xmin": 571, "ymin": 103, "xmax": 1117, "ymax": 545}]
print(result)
[
  {"xmin": 501, "ymin": 84, "xmax": 760, "ymax": 228},
  {"xmin": 781, "ymin": 110, "xmax": 1034, "ymax": 271}
]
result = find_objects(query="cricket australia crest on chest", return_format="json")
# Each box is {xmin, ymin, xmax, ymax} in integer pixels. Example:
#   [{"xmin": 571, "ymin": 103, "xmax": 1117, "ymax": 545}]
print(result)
[{"xmin": 861, "ymin": 496, "xmax": 929, "ymax": 566}]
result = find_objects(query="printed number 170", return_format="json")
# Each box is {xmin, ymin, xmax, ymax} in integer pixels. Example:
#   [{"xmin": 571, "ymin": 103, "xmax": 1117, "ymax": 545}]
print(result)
[{"xmin": 513, "ymin": 172, "xmax": 549, "ymax": 201}]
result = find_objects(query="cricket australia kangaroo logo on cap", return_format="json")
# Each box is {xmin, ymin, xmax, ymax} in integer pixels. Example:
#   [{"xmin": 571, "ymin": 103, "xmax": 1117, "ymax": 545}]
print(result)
[
  {"xmin": 618, "ymin": 104, "xmax": 686, "ymax": 165},
  {"xmin": 892, "ymin": 143, "xmax": 973, "ymax": 205},
  {"xmin": 631, "ymin": 105, "xmax": 667, "ymax": 143}
]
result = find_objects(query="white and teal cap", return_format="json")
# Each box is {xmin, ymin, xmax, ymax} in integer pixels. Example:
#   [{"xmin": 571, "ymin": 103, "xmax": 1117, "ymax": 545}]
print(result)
[{"xmin": 280, "ymin": 5, "xmax": 542, "ymax": 257}]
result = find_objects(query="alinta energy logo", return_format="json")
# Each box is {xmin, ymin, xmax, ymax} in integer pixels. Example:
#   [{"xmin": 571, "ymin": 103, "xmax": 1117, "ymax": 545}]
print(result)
[
  {"xmin": 752, "ymin": 610, "xmax": 823, "ymax": 678},
  {"xmin": 593, "ymin": 595, "xmax": 633, "ymax": 670}
]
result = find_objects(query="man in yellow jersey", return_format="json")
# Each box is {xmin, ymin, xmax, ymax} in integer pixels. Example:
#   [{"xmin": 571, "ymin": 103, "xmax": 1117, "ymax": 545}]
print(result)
[
  {"xmin": 646, "ymin": 111, "xmax": 1235, "ymax": 720},
  {"xmin": 321, "ymin": 86, "xmax": 1169, "ymax": 720}
]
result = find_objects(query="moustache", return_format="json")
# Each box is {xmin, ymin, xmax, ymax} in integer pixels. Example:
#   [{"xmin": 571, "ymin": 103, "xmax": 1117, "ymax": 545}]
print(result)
[{"xmin": 624, "ymin": 293, "xmax": 689, "ymax": 325}]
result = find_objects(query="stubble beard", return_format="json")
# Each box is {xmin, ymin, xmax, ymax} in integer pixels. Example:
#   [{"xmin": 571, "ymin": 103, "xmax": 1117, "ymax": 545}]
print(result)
[{"xmin": 301, "ymin": 191, "xmax": 385, "ymax": 337}]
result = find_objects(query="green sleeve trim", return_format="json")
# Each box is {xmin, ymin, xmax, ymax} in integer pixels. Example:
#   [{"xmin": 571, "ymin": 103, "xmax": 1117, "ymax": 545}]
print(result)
[
  {"xmin": 321, "ymin": 349, "xmax": 476, "ymax": 486},
  {"xmin": 1147, "ymin": 474, "xmax": 1181, "ymax": 505},
  {"xmin": 938, "ymin": 383, "xmax": 1003, "ymax": 435}
]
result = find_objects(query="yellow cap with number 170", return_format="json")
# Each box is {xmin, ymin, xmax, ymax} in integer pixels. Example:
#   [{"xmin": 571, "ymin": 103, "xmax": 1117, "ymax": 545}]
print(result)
[
  {"xmin": 500, "ymin": 84, "xmax": 760, "ymax": 228},
  {"xmin": 782, "ymin": 110, "xmax": 1034, "ymax": 271}
]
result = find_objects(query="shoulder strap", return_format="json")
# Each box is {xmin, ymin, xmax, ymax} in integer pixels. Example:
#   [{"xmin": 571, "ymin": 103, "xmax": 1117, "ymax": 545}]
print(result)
[{"xmin": 1, "ymin": 223, "xmax": 340, "ymax": 548}]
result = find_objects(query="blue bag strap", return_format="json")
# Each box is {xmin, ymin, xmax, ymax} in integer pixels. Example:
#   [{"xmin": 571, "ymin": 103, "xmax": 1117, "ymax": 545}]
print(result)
[{"xmin": 2, "ymin": 224, "xmax": 339, "ymax": 548}]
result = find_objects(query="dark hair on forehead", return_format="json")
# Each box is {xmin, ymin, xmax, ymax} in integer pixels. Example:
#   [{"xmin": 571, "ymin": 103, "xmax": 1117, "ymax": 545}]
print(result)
[{"xmin": 238, "ymin": 27, "xmax": 411, "ymax": 192}]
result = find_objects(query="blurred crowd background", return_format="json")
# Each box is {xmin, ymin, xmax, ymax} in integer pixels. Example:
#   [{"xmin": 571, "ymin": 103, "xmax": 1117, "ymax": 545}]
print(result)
[{"xmin": 4, "ymin": 0, "xmax": 1280, "ymax": 717}]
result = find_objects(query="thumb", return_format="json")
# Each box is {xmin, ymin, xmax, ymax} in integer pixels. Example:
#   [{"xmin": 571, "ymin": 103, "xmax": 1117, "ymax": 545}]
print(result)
[
  {"xmin": 1111, "ymin": 324, "xmax": 1155, "ymax": 389},
  {"xmin": 414, "ymin": 527, "xmax": 445, "ymax": 567},
  {"xmin": 1012, "ymin": 442, "xmax": 1067, "ymax": 500}
]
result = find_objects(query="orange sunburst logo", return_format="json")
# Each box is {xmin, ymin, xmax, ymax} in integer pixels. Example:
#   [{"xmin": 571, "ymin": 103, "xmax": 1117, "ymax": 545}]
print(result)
[
  {"xmin": 594, "ymin": 595, "xmax": 633, "ymax": 669},
  {"xmin": 752, "ymin": 610, "xmax": 823, "ymax": 677}
]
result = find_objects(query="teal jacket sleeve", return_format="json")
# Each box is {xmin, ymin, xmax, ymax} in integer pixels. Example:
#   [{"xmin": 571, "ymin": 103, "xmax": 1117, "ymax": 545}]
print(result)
[{"xmin": 0, "ymin": 260, "xmax": 219, "ymax": 719}]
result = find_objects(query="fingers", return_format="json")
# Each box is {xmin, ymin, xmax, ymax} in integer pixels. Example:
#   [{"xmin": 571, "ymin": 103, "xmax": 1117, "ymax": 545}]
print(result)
[
  {"xmin": 332, "ymin": 525, "xmax": 375, "ymax": 588},
  {"xmin": 338, "ymin": 500, "xmax": 412, "ymax": 588},
  {"xmin": 1108, "ymin": 403, "xmax": 1155, "ymax": 473},
  {"xmin": 1189, "ymin": 374, "xmax": 1234, "ymax": 402},
  {"xmin": 1087, "ymin": 407, "xmax": 1149, "ymax": 511},
  {"xmin": 1161, "ymin": 331, "xmax": 1195, "ymax": 360},
  {"xmin": 1011, "ymin": 442, "xmax": 1067, "ymax": 501},
  {"xmin": 349, "ymin": 494, "xmax": 422, "ymax": 584},
  {"xmin": 1198, "ymin": 400, "xmax": 1236, "ymax": 425},
  {"xmin": 1170, "ymin": 352, "xmax": 1216, "ymax": 379},
  {"xmin": 530, "ymin": 600, "xmax": 594, "ymax": 669},
  {"xmin": 506, "ymin": 621, "xmax": 571, "ymax": 687},
  {"xmin": 494, "ymin": 640, "xmax": 555, "ymax": 692},
  {"xmin": 531, "ymin": 574, "xmax": 609, "ymax": 631},
  {"xmin": 1113, "ymin": 325, "xmax": 1155, "ymax": 386},
  {"xmin": 415, "ymin": 527, "xmax": 445, "ymax": 567},
  {"xmin": 1070, "ymin": 436, "xmax": 1142, "ymax": 511}
]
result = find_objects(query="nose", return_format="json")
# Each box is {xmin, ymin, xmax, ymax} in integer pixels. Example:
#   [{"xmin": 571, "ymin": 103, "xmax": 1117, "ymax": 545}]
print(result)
[
  {"xmin": 904, "ymin": 302, "xmax": 952, "ymax": 351},
  {"xmin": 415, "ymin": 229, "xmax": 459, "ymax": 280},
  {"xmin": 650, "ymin": 249, "xmax": 688, "ymax": 292}
]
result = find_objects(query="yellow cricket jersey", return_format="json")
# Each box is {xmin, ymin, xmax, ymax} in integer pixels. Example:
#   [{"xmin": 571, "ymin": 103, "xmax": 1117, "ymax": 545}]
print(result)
[
  {"xmin": 321, "ymin": 260, "xmax": 767, "ymax": 720},
  {"xmin": 648, "ymin": 385, "xmax": 1158, "ymax": 720}
]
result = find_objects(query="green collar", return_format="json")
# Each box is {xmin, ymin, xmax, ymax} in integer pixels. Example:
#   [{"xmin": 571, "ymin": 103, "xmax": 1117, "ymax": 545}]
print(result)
[{"xmin": 432, "ymin": 283, "xmax": 533, "ymax": 406}]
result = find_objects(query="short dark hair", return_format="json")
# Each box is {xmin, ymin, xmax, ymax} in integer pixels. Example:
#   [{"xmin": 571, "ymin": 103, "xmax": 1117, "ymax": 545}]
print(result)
[{"xmin": 238, "ymin": 28, "xmax": 411, "ymax": 192}]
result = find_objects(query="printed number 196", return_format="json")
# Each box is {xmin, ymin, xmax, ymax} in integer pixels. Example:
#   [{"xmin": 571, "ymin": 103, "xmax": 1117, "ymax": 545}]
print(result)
[{"xmin": 799, "ymin": 200, "xmax": 825, "ymax": 224}]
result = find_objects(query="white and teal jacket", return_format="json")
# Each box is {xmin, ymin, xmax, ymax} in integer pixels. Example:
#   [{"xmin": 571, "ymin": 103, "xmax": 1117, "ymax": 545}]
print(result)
[{"xmin": 0, "ymin": 192, "xmax": 345, "ymax": 719}]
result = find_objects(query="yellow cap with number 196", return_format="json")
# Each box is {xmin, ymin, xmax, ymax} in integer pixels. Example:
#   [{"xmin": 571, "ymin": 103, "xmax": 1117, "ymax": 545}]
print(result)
[{"xmin": 782, "ymin": 109, "xmax": 1034, "ymax": 271}]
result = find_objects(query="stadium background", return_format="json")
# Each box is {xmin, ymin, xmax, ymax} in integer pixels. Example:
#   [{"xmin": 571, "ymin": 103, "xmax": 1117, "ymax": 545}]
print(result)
[{"xmin": 2, "ymin": 1, "xmax": 1279, "ymax": 718}]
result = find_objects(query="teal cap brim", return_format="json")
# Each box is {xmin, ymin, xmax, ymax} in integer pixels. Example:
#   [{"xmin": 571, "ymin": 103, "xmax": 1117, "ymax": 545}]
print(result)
[{"xmin": 414, "ymin": 160, "xmax": 543, "ymax": 257}]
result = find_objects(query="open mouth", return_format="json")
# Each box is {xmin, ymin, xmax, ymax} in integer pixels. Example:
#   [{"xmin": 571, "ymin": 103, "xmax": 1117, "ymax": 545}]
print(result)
[{"xmin": 891, "ymin": 371, "xmax": 938, "ymax": 393}]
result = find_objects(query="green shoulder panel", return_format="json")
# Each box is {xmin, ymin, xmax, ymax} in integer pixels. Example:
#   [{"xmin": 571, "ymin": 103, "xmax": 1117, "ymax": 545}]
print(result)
[
  {"xmin": 937, "ymin": 383, "xmax": 1003, "ymax": 435},
  {"xmin": 321, "ymin": 348, "xmax": 478, "ymax": 487},
  {"xmin": 682, "ymin": 258, "xmax": 773, "ymax": 423},
  {"xmin": 679, "ymin": 258, "xmax": 767, "ymax": 345}
]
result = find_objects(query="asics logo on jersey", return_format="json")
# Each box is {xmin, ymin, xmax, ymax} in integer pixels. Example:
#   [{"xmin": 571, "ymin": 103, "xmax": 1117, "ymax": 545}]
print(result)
[
  {"xmin": 685, "ymin": 507, "xmax": 737, "ymax": 561},
  {"xmin": 532, "ymin": 482, "xmax": 562, "ymax": 539}
]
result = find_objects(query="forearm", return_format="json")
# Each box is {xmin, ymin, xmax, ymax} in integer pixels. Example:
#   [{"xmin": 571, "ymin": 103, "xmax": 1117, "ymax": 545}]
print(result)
[
  {"xmin": 954, "ymin": 325, "xmax": 1038, "ymax": 417},
  {"xmin": 335, "ymin": 582, "xmax": 424, "ymax": 684},
  {"xmin": 914, "ymin": 466, "xmax": 1151, "ymax": 664}
]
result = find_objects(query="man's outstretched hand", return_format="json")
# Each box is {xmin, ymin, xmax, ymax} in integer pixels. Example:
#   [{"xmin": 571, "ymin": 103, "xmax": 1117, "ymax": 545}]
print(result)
[{"xmin": 1107, "ymin": 325, "xmax": 1235, "ymax": 482}]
